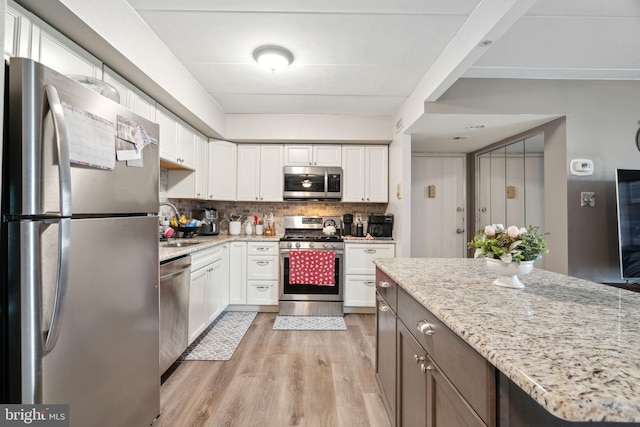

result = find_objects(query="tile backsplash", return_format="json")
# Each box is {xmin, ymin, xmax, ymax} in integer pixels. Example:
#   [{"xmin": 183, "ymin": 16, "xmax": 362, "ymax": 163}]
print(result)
[{"xmin": 159, "ymin": 169, "xmax": 388, "ymax": 234}]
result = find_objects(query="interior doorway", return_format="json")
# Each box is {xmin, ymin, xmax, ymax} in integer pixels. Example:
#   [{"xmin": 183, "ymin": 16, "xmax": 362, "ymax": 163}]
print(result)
[{"xmin": 411, "ymin": 155, "xmax": 466, "ymax": 258}]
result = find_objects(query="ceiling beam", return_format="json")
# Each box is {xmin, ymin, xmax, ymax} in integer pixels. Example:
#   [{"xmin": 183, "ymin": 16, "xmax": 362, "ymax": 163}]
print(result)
[{"xmin": 395, "ymin": 0, "xmax": 539, "ymax": 134}]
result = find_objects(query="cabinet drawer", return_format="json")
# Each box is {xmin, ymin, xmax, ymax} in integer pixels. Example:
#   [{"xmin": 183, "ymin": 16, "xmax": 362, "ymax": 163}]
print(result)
[
  {"xmin": 344, "ymin": 275, "xmax": 377, "ymax": 307},
  {"xmin": 375, "ymin": 269, "xmax": 397, "ymax": 312},
  {"xmin": 247, "ymin": 280, "xmax": 278, "ymax": 305},
  {"xmin": 398, "ymin": 287, "xmax": 495, "ymax": 426},
  {"xmin": 247, "ymin": 256, "xmax": 279, "ymax": 280},
  {"xmin": 247, "ymin": 242, "xmax": 278, "ymax": 256},
  {"xmin": 345, "ymin": 243, "xmax": 395, "ymax": 275},
  {"xmin": 191, "ymin": 245, "xmax": 222, "ymax": 271}
]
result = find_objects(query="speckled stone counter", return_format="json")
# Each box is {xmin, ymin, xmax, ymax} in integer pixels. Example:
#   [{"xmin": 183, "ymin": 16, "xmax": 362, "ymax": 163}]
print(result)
[
  {"xmin": 159, "ymin": 234, "xmax": 281, "ymax": 262},
  {"xmin": 373, "ymin": 258, "xmax": 640, "ymax": 423}
]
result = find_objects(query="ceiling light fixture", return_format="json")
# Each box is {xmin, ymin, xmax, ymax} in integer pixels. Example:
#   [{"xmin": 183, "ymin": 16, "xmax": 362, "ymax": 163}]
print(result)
[{"xmin": 253, "ymin": 45, "xmax": 294, "ymax": 72}]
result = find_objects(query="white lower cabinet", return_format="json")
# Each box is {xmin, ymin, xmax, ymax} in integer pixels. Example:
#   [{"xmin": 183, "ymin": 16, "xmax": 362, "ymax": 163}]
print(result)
[
  {"xmin": 229, "ymin": 242, "xmax": 247, "ymax": 304},
  {"xmin": 246, "ymin": 242, "xmax": 279, "ymax": 305},
  {"xmin": 344, "ymin": 275, "xmax": 378, "ymax": 307},
  {"xmin": 344, "ymin": 243, "xmax": 395, "ymax": 307},
  {"xmin": 188, "ymin": 245, "xmax": 227, "ymax": 345},
  {"xmin": 226, "ymin": 241, "xmax": 280, "ymax": 308}
]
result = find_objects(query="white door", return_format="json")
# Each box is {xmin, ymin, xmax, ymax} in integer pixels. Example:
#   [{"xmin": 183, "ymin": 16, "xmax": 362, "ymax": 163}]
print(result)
[{"xmin": 411, "ymin": 156, "xmax": 466, "ymax": 258}]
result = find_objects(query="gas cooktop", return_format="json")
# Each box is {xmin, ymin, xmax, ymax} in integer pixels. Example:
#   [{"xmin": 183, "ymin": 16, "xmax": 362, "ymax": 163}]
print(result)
[{"xmin": 280, "ymin": 216, "xmax": 344, "ymax": 248}]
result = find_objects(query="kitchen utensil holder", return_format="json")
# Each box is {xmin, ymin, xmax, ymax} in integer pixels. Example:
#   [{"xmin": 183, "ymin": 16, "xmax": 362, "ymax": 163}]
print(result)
[{"xmin": 229, "ymin": 221, "xmax": 241, "ymax": 235}]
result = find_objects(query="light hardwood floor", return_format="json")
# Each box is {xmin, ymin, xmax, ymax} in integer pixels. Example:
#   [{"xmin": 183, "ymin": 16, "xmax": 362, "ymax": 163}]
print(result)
[{"xmin": 156, "ymin": 313, "xmax": 392, "ymax": 427}]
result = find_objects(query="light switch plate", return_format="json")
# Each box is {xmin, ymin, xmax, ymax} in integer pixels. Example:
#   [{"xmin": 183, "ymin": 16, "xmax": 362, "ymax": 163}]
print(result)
[{"xmin": 581, "ymin": 192, "xmax": 595, "ymax": 207}]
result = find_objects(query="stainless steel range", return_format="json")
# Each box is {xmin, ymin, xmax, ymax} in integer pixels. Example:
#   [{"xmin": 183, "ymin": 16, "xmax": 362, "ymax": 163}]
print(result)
[{"xmin": 279, "ymin": 216, "xmax": 344, "ymax": 316}]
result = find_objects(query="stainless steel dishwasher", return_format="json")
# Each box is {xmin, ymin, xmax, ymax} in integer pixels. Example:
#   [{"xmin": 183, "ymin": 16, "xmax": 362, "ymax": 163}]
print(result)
[{"xmin": 159, "ymin": 255, "xmax": 191, "ymax": 374}]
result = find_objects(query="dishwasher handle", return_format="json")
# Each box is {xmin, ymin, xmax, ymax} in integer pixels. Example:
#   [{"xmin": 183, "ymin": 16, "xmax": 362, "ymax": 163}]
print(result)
[{"xmin": 160, "ymin": 255, "xmax": 192, "ymax": 278}]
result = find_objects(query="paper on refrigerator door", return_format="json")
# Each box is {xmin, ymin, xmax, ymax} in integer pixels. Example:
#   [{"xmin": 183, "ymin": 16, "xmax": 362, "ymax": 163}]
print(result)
[
  {"xmin": 62, "ymin": 102, "xmax": 116, "ymax": 170},
  {"xmin": 115, "ymin": 115, "xmax": 153, "ymax": 161}
]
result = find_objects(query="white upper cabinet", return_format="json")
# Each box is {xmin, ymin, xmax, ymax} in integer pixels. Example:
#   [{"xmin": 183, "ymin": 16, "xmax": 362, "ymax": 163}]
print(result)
[
  {"xmin": 194, "ymin": 135, "xmax": 208, "ymax": 199},
  {"xmin": 157, "ymin": 105, "xmax": 196, "ymax": 170},
  {"xmin": 342, "ymin": 145, "xmax": 388, "ymax": 203},
  {"xmin": 103, "ymin": 67, "xmax": 155, "ymax": 120},
  {"xmin": 283, "ymin": 144, "xmax": 342, "ymax": 166},
  {"xmin": 207, "ymin": 139, "xmax": 237, "ymax": 201},
  {"xmin": 166, "ymin": 133, "xmax": 208, "ymax": 199},
  {"xmin": 177, "ymin": 124, "xmax": 197, "ymax": 169},
  {"xmin": 237, "ymin": 145, "xmax": 283, "ymax": 202},
  {"xmin": 6, "ymin": 4, "xmax": 101, "ymax": 78}
]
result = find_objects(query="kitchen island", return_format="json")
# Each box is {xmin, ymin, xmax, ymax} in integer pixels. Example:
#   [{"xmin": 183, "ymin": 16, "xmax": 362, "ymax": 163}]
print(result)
[{"xmin": 374, "ymin": 258, "xmax": 640, "ymax": 426}]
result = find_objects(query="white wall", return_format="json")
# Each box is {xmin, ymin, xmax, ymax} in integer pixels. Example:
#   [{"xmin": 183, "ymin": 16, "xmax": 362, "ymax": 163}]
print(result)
[
  {"xmin": 226, "ymin": 114, "xmax": 392, "ymax": 143},
  {"xmin": 434, "ymin": 78, "xmax": 640, "ymax": 282},
  {"xmin": 387, "ymin": 132, "xmax": 411, "ymax": 257}
]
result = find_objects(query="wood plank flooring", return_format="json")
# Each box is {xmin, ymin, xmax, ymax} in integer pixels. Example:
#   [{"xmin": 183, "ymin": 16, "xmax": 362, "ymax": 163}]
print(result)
[{"xmin": 155, "ymin": 313, "xmax": 391, "ymax": 427}]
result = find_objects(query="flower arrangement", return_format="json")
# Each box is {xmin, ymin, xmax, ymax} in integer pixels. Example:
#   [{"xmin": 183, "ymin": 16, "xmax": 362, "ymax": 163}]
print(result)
[{"xmin": 468, "ymin": 224, "xmax": 548, "ymax": 264}]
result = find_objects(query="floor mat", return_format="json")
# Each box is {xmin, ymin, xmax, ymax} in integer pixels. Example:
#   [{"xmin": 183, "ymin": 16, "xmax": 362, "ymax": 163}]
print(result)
[
  {"xmin": 272, "ymin": 315, "xmax": 347, "ymax": 330},
  {"xmin": 179, "ymin": 311, "xmax": 257, "ymax": 361}
]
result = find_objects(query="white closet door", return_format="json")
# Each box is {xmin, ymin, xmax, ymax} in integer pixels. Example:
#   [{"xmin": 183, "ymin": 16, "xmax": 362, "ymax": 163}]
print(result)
[{"xmin": 411, "ymin": 156, "xmax": 465, "ymax": 258}]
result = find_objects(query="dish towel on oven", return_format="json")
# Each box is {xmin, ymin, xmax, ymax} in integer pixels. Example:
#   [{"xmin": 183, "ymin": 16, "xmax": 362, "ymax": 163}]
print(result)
[{"xmin": 289, "ymin": 250, "xmax": 335, "ymax": 286}]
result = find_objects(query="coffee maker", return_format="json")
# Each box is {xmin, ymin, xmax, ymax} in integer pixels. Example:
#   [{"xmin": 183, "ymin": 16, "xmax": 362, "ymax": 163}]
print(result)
[
  {"xmin": 367, "ymin": 214, "xmax": 393, "ymax": 238},
  {"xmin": 342, "ymin": 213, "xmax": 353, "ymax": 236},
  {"xmin": 198, "ymin": 208, "xmax": 220, "ymax": 235}
]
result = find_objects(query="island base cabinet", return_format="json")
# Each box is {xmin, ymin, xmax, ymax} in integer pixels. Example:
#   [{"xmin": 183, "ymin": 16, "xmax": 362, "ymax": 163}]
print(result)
[
  {"xmin": 398, "ymin": 322, "xmax": 487, "ymax": 427},
  {"xmin": 376, "ymin": 294, "xmax": 397, "ymax": 426},
  {"xmin": 398, "ymin": 321, "xmax": 428, "ymax": 427}
]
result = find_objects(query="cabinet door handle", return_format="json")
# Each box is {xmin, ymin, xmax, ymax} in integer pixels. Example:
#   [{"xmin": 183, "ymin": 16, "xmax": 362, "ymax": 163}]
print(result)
[
  {"xmin": 420, "ymin": 363, "xmax": 434, "ymax": 373},
  {"xmin": 417, "ymin": 320, "xmax": 435, "ymax": 336},
  {"xmin": 256, "ymin": 286, "xmax": 270, "ymax": 291},
  {"xmin": 378, "ymin": 303, "xmax": 390, "ymax": 312},
  {"xmin": 364, "ymin": 249, "xmax": 377, "ymax": 254},
  {"xmin": 378, "ymin": 280, "xmax": 390, "ymax": 288},
  {"xmin": 364, "ymin": 281, "xmax": 375, "ymax": 286},
  {"xmin": 256, "ymin": 261, "xmax": 270, "ymax": 266},
  {"xmin": 413, "ymin": 354, "xmax": 425, "ymax": 364},
  {"xmin": 256, "ymin": 247, "xmax": 269, "ymax": 251}
]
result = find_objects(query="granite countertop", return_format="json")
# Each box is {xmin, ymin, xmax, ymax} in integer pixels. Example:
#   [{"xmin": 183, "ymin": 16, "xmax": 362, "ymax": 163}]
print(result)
[
  {"xmin": 373, "ymin": 258, "xmax": 640, "ymax": 423},
  {"xmin": 159, "ymin": 234, "xmax": 281, "ymax": 261}
]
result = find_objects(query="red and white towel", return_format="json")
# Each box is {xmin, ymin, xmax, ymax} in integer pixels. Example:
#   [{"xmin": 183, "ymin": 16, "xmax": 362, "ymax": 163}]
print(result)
[{"xmin": 289, "ymin": 250, "xmax": 335, "ymax": 286}]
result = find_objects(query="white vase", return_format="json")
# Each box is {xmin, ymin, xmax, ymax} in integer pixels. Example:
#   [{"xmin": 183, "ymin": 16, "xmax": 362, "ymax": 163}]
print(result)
[{"xmin": 485, "ymin": 258, "xmax": 534, "ymax": 289}]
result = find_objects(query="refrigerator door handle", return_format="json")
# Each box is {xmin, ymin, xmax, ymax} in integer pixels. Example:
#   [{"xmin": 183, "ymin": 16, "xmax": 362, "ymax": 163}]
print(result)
[
  {"xmin": 43, "ymin": 218, "xmax": 71, "ymax": 354},
  {"xmin": 43, "ymin": 84, "xmax": 72, "ymax": 217}
]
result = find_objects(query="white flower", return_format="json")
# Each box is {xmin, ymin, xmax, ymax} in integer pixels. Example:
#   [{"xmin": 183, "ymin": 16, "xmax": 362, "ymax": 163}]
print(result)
[
  {"xmin": 507, "ymin": 225, "xmax": 520, "ymax": 238},
  {"xmin": 519, "ymin": 227, "xmax": 527, "ymax": 236},
  {"xmin": 484, "ymin": 225, "xmax": 496, "ymax": 237}
]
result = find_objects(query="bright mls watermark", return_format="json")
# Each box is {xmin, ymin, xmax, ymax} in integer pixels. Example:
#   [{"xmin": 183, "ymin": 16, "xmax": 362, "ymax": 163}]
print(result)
[{"xmin": 0, "ymin": 405, "xmax": 68, "ymax": 426}]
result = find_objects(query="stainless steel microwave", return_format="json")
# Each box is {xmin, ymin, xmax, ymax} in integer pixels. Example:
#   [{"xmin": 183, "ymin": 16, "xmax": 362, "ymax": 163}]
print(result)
[{"xmin": 283, "ymin": 166, "xmax": 342, "ymax": 201}]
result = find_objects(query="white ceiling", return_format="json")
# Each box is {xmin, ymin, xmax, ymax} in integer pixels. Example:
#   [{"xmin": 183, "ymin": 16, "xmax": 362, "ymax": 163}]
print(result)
[{"xmin": 127, "ymin": 0, "xmax": 640, "ymax": 153}]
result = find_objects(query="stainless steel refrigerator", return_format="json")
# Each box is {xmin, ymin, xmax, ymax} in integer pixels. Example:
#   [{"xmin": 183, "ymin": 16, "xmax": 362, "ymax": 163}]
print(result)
[{"xmin": 1, "ymin": 58, "xmax": 160, "ymax": 426}]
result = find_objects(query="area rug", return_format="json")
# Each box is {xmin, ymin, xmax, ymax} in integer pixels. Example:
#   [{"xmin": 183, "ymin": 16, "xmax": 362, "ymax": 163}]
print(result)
[
  {"xmin": 179, "ymin": 311, "xmax": 257, "ymax": 361},
  {"xmin": 272, "ymin": 315, "xmax": 347, "ymax": 331}
]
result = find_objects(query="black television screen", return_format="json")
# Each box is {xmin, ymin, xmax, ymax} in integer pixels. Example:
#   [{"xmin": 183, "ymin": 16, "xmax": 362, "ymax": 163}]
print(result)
[{"xmin": 615, "ymin": 169, "xmax": 640, "ymax": 279}]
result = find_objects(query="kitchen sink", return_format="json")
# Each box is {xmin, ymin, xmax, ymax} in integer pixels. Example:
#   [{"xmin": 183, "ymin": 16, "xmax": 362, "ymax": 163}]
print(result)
[{"xmin": 160, "ymin": 241, "xmax": 202, "ymax": 248}]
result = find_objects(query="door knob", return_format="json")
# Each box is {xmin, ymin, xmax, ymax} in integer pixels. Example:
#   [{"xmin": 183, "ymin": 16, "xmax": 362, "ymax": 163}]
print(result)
[{"xmin": 456, "ymin": 228, "xmax": 465, "ymax": 234}]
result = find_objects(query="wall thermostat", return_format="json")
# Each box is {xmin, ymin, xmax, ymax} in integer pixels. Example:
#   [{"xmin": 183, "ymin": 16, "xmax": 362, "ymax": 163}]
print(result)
[{"xmin": 570, "ymin": 159, "xmax": 594, "ymax": 176}]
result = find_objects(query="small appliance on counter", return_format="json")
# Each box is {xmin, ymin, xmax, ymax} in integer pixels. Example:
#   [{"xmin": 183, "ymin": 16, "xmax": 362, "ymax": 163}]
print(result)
[
  {"xmin": 367, "ymin": 214, "xmax": 394, "ymax": 238},
  {"xmin": 198, "ymin": 207, "xmax": 220, "ymax": 235},
  {"xmin": 342, "ymin": 213, "xmax": 353, "ymax": 236}
]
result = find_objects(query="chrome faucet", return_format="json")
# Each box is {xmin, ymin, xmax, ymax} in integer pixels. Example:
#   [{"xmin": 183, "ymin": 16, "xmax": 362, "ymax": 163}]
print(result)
[{"xmin": 159, "ymin": 201, "xmax": 179, "ymax": 218}]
